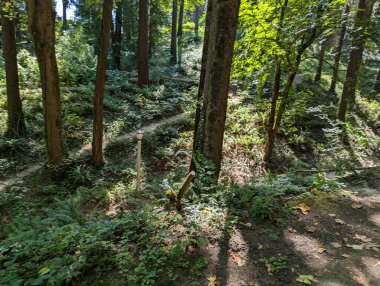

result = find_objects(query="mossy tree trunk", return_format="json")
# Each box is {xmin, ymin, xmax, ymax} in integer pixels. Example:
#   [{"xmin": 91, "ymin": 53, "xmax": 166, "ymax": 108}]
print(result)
[
  {"xmin": 92, "ymin": 0, "xmax": 113, "ymax": 166},
  {"xmin": 177, "ymin": 0, "xmax": 184, "ymax": 66},
  {"xmin": 314, "ymin": 41, "xmax": 326, "ymax": 82},
  {"xmin": 194, "ymin": 5, "xmax": 200, "ymax": 43},
  {"xmin": 329, "ymin": 4, "xmax": 349, "ymax": 94},
  {"xmin": 113, "ymin": 1, "xmax": 122, "ymax": 70},
  {"xmin": 170, "ymin": 0, "xmax": 178, "ymax": 64},
  {"xmin": 337, "ymin": 0, "xmax": 374, "ymax": 122},
  {"xmin": 1, "ymin": 0, "xmax": 26, "ymax": 137},
  {"xmin": 190, "ymin": 0, "xmax": 212, "ymax": 171},
  {"xmin": 26, "ymin": 0, "xmax": 66, "ymax": 166},
  {"xmin": 199, "ymin": 0, "xmax": 240, "ymax": 179},
  {"xmin": 138, "ymin": 0, "xmax": 149, "ymax": 85}
]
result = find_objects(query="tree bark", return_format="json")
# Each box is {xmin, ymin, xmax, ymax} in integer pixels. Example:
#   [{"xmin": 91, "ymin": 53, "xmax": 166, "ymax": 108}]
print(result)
[
  {"xmin": 194, "ymin": 5, "xmax": 200, "ymax": 43},
  {"xmin": 329, "ymin": 4, "xmax": 349, "ymax": 93},
  {"xmin": 62, "ymin": 0, "xmax": 68, "ymax": 30},
  {"xmin": 314, "ymin": 41, "xmax": 325, "ymax": 82},
  {"xmin": 337, "ymin": 0, "xmax": 374, "ymax": 122},
  {"xmin": 92, "ymin": 0, "xmax": 113, "ymax": 166},
  {"xmin": 190, "ymin": 0, "xmax": 212, "ymax": 171},
  {"xmin": 177, "ymin": 0, "xmax": 184, "ymax": 66},
  {"xmin": 170, "ymin": 0, "xmax": 178, "ymax": 64},
  {"xmin": 1, "ymin": 0, "xmax": 26, "ymax": 136},
  {"xmin": 26, "ymin": 0, "xmax": 66, "ymax": 166},
  {"xmin": 138, "ymin": 0, "xmax": 149, "ymax": 85},
  {"xmin": 200, "ymin": 0, "xmax": 240, "ymax": 179},
  {"xmin": 113, "ymin": 1, "xmax": 122, "ymax": 70}
]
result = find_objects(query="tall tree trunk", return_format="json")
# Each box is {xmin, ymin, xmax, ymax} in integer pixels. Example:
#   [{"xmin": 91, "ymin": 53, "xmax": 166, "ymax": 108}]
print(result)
[
  {"xmin": 26, "ymin": 0, "xmax": 65, "ymax": 166},
  {"xmin": 314, "ymin": 41, "xmax": 325, "ymax": 82},
  {"xmin": 138, "ymin": 0, "xmax": 149, "ymax": 85},
  {"xmin": 199, "ymin": 0, "xmax": 240, "ymax": 179},
  {"xmin": 92, "ymin": 0, "xmax": 113, "ymax": 166},
  {"xmin": 177, "ymin": 0, "xmax": 184, "ymax": 66},
  {"xmin": 190, "ymin": 0, "xmax": 212, "ymax": 171},
  {"xmin": 262, "ymin": 0, "xmax": 287, "ymax": 163},
  {"xmin": 373, "ymin": 67, "xmax": 380, "ymax": 94},
  {"xmin": 337, "ymin": 0, "xmax": 374, "ymax": 122},
  {"xmin": 1, "ymin": 0, "xmax": 25, "ymax": 136},
  {"xmin": 149, "ymin": 2, "xmax": 154, "ymax": 56},
  {"xmin": 194, "ymin": 5, "xmax": 200, "ymax": 43},
  {"xmin": 263, "ymin": 60, "xmax": 281, "ymax": 162},
  {"xmin": 170, "ymin": 0, "xmax": 178, "ymax": 64},
  {"xmin": 62, "ymin": 0, "xmax": 68, "ymax": 30},
  {"xmin": 330, "ymin": 4, "xmax": 349, "ymax": 93},
  {"xmin": 113, "ymin": 1, "xmax": 122, "ymax": 70}
]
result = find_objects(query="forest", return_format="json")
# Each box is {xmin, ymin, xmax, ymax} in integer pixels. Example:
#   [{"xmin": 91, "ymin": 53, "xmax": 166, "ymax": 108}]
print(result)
[{"xmin": 0, "ymin": 0, "xmax": 379, "ymax": 285}]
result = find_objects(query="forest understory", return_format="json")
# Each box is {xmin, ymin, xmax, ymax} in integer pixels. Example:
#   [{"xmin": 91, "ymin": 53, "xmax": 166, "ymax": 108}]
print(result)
[{"xmin": 1, "ymin": 0, "xmax": 380, "ymax": 285}]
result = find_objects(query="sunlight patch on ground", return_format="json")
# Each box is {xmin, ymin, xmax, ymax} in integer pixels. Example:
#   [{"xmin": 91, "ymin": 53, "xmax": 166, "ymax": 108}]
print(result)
[
  {"xmin": 284, "ymin": 232, "xmax": 330, "ymax": 270},
  {"xmin": 369, "ymin": 212, "xmax": 380, "ymax": 229}
]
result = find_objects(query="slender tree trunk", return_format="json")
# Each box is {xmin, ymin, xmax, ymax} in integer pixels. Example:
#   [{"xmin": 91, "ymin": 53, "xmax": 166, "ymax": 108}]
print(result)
[
  {"xmin": 190, "ymin": 0, "xmax": 212, "ymax": 171},
  {"xmin": 1, "ymin": 0, "xmax": 25, "ymax": 136},
  {"xmin": 26, "ymin": 0, "xmax": 66, "ymax": 166},
  {"xmin": 263, "ymin": 60, "xmax": 281, "ymax": 162},
  {"xmin": 149, "ymin": 2, "xmax": 154, "ymax": 56},
  {"xmin": 262, "ymin": 0, "xmax": 287, "ymax": 163},
  {"xmin": 177, "ymin": 0, "xmax": 184, "ymax": 66},
  {"xmin": 113, "ymin": 1, "xmax": 122, "ymax": 70},
  {"xmin": 138, "ymin": 0, "xmax": 149, "ymax": 85},
  {"xmin": 170, "ymin": 0, "xmax": 178, "ymax": 64},
  {"xmin": 194, "ymin": 5, "xmax": 200, "ymax": 43},
  {"xmin": 373, "ymin": 67, "xmax": 380, "ymax": 94},
  {"xmin": 337, "ymin": 0, "xmax": 374, "ymax": 122},
  {"xmin": 314, "ymin": 42, "xmax": 325, "ymax": 82},
  {"xmin": 62, "ymin": 0, "xmax": 68, "ymax": 30},
  {"xmin": 92, "ymin": 0, "xmax": 113, "ymax": 166},
  {"xmin": 330, "ymin": 4, "xmax": 349, "ymax": 93},
  {"xmin": 200, "ymin": 0, "xmax": 240, "ymax": 179}
]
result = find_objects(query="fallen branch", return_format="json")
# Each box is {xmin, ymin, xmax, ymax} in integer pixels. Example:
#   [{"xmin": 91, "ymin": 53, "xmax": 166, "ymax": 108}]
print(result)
[{"xmin": 166, "ymin": 171, "xmax": 196, "ymax": 212}]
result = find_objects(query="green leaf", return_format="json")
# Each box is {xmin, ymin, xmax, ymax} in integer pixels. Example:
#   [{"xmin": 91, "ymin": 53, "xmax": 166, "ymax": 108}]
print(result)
[
  {"xmin": 38, "ymin": 267, "xmax": 50, "ymax": 276},
  {"xmin": 296, "ymin": 275, "xmax": 318, "ymax": 285}
]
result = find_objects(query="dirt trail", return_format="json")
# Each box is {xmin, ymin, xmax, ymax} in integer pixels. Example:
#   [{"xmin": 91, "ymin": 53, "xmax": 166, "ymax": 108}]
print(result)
[
  {"xmin": 203, "ymin": 174, "xmax": 380, "ymax": 286},
  {"xmin": 0, "ymin": 113, "xmax": 187, "ymax": 192}
]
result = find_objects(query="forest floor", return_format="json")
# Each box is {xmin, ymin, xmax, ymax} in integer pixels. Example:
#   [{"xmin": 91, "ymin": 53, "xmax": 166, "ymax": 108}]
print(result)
[{"xmin": 202, "ymin": 173, "xmax": 380, "ymax": 286}]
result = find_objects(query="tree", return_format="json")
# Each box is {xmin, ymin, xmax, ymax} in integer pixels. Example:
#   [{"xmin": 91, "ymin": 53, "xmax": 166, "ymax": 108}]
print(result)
[
  {"xmin": 193, "ymin": 0, "xmax": 241, "ymax": 179},
  {"xmin": 177, "ymin": 0, "xmax": 185, "ymax": 66},
  {"xmin": 329, "ymin": 4, "xmax": 349, "ymax": 93},
  {"xmin": 170, "ymin": 0, "xmax": 178, "ymax": 63},
  {"xmin": 194, "ymin": 5, "xmax": 201, "ymax": 43},
  {"xmin": 190, "ymin": 0, "xmax": 212, "ymax": 171},
  {"xmin": 62, "ymin": 0, "xmax": 68, "ymax": 30},
  {"xmin": 337, "ymin": 0, "xmax": 375, "ymax": 122},
  {"xmin": 1, "ymin": 0, "xmax": 26, "ymax": 136},
  {"xmin": 113, "ymin": 0, "xmax": 122, "ymax": 70},
  {"xmin": 26, "ymin": 0, "xmax": 66, "ymax": 166},
  {"xmin": 373, "ymin": 67, "xmax": 380, "ymax": 94},
  {"xmin": 92, "ymin": 0, "xmax": 113, "ymax": 166},
  {"xmin": 138, "ymin": 0, "xmax": 149, "ymax": 85},
  {"xmin": 314, "ymin": 40, "xmax": 326, "ymax": 82}
]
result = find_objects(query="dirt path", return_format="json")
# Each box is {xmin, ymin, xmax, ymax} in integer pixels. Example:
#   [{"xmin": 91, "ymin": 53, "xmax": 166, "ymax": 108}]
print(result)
[
  {"xmin": 203, "ymin": 174, "xmax": 380, "ymax": 286},
  {"xmin": 0, "ymin": 113, "xmax": 188, "ymax": 192}
]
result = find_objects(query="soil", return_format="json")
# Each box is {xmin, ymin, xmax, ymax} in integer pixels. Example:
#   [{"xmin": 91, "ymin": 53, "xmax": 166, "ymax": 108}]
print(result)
[{"xmin": 202, "ymin": 174, "xmax": 380, "ymax": 286}]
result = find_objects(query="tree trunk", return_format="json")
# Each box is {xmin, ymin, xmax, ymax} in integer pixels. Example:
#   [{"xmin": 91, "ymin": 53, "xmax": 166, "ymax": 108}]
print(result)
[
  {"xmin": 200, "ymin": 0, "xmax": 240, "ymax": 179},
  {"xmin": 62, "ymin": 0, "xmax": 68, "ymax": 30},
  {"xmin": 373, "ymin": 67, "xmax": 380, "ymax": 94},
  {"xmin": 26, "ymin": 0, "xmax": 66, "ymax": 166},
  {"xmin": 170, "ymin": 0, "xmax": 178, "ymax": 64},
  {"xmin": 314, "ymin": 42, "xmax": 325, "ymax": 82},
  {"xmin": 177, "ymin": 0, "xmax": 184, "ymax": 66},
  {"xmin": 263, "ymin": 60, "xmax": 281, "ymax": 162},
  {"xmin": 1, "ymin": 0, "xmax": 25, "ymax": 137},
  {"xmin": 92, "ymin": 0, "xmax": 113, "ymax": 166},
  {"xmin": 194, "ymin": 5, "xmax": 200, "ymax": 43},
  {"xmin": 190, "ymin": 0, "xmax": 212, "ymax": 171},
  {"xmin": 337, "ymin": 0, "xmax": 374, "ymax": 122},
  {"xmin": 138, "ymin": 0, "xmax": 149, "ymax": 86},
  {"xmin": 262, "ymin": 0, "xmax": 287, "ymax": 163},
  {"xmin": 113, "ymin": 1, "xmax": 122, "ymax": 70},
  {"xmin": 330, "ymin": 4, "xmax": 349, "ymax": 94}
]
